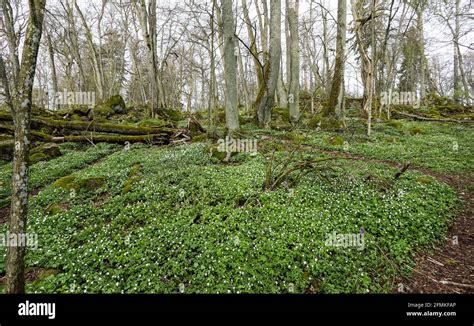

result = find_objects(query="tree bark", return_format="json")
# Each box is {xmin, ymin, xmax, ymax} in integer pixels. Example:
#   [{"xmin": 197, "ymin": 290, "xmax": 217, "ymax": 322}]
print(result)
[
  {"xmin": 287, "ymin": 0, "xmax": 300, "ymax": 124},
  {"xmin": 324, "ymin": 0, "xmax": 346, "ymax": 121},
  {"xmin": 453, "ymin": 0, "xmax": 461, "ymax": 103},
  {"xmin": 46, "ymin": 30, "xmax": 59, "ymax": 110},
  {"xmin": 221, "ymin": 0, "xmax": 240, "ymax": 134},
  {"xmin": 4, "ymin": 0, "xmax": 46, "ymax": 294},
  {"xmin": 256, "ymin": 0, "xmax": 281, "ymax": 128}
]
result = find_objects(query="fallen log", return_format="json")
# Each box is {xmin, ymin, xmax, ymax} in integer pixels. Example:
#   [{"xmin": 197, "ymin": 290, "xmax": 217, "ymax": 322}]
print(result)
[
  {"xmin": 0, "ymin": 111, "xmax": 176, "ymax": 135},
  {"xmin": 0, "ymin": 140, "xmax": 14, "ymax": 161},
  {"xmin": 50, "ymin": 134, "xmax": 172, "ymax": 144},
  {"xmin": 32, "ymin": 116, "xmax": 177, "ymax": 135},
  {"xmin": 392, "ymin": 110, "xmax": 474, "ymax": 124},
  {"xmin": 0, "ymin": 123, "xmax": 54, "ymax": 141},
  {"xmin": 0, "ymin": 123, "xmax": 190, "ymax": 145}
]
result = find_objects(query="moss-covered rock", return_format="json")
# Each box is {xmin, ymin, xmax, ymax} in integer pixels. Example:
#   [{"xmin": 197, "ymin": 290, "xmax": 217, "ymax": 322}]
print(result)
[
  {"xmin": 161, "ymin": 108, "xmax": 183, "ymax": 122},
  {"xmin": 93, "ymin": 105, "xmax": 115, "ymax": 118},
  {"xmin": 327, "ymin": 135, "xmax": 345, "ymax": 146},
  {"xmin": 104, "ymin": 94, "xmax": 126, "ymax": 114},
  {"xmin": 408, "ymin": 126, "xmax": 424, "ymax": 135},
  {"xmin": 45, "ymin": 203, "xmax": 69, "ymax": 216},
  {"xmin": 29, "ymin": 143, "xmax": 62, "ymax": 164},
  {"xmin": 52, "ymin": 175, "xmax": 77, "ymax": 189},
  {"xmin": 52, "ymin": 175, "xmax": 105, "ymax": 191},
  {"xmin": 204, "ymin": 144, "xmax": 234, "ymax": 162},
  {"xmin": 308, "ymin": 114, "xmax": 322, "ymax": 129},
  {"xmin": 308, "ymin": 114, "xmax": 344, "ymax": 131},
  {"xmin": 273, "ymin": 107, "xmax": 290, "ymax": 121},
  {"xmin": 386, "ymin": 120, "xmax": 403, "ymax": 130}
]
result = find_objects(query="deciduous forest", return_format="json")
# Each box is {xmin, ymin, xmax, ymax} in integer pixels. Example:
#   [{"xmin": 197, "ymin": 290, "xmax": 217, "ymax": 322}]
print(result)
[{"xmin": 0, "ymin": 0, "xmax": 472, "ymax": 297}]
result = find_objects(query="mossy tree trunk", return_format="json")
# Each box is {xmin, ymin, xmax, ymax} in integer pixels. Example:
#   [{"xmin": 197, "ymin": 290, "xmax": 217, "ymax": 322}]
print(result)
[
  {"xmin": 2, "ymin": 0, "xmax": 46, "ymax": 294},
  {"xmin": 323, "ymin": 0, "xmax": 346, "ymax": 122},
  {"xmin": 256, "ymin": 0, "xmax": 281, "ymax": 128}
]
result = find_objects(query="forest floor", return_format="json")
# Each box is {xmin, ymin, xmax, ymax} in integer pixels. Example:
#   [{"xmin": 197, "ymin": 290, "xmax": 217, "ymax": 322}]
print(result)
[{"xmin": 0, "ymin": 118, "xmax": 472, "ymax": 294}]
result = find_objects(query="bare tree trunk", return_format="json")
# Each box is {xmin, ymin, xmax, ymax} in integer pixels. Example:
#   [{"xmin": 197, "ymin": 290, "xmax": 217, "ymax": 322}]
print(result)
[
  {"xmin": 208, "ymin": 0, "xmax": 217, "ymax": 136},
  {"xmin": 221, "ymin": 0, "xmax": 240, "ymax": 134},
  {"xmin": 2, "ymin": 0, "xmax": 46, "ymax": 294},
  {"xmin": 256, "ymin": 0, "xmax": 281, "ymax": 128},
  {"xmin": 324, "ymin": 0, "xmax": 346, "ymax": 121},
  {"xmin": 237, "ymin": 45, "xmax": 251, "ymax": 112},
  {"xmin": 64, "ymin": 0, "xmax": 85, "ymax": 91},
  {"xmin": 74, "ymin": 0, "xmax": 106, "ymax": 100},
  {"xmin": 352, "ymin": 0, "xmax": 374, "ymax": 136},
  {"xmin": 287, "ymin": 0, "xmax": 300, "ymax": 123},
  {"xmin": 241, "ymin": 0, "xmax": 263, "ymax": 92},
  {"xmin": 134, "ymin": 0, "xmax": 164, "ymax": 117},
  {"xmin": 321, "ymin": 6, "xmax": 330, "ymax": 94},
  {"xmin": 453, "ymin": 0, "xmax": 461, "ymax": 103},
  {"xmin": 417, "ymin": 5, "xmax": 426, "ymax": 100},
  {"xmin": 0, "ymin": 0, "xmax": 20, "ymax": 86},
  {"xmin": 46, "ymin": 30, "xmax": 58, "ymax": 110}
]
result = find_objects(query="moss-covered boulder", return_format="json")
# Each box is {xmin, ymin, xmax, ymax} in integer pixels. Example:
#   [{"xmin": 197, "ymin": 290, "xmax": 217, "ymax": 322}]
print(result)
[
  {"xmin": 204, "ymin": 144, "xmax": 235, "ymax": 162},
  {"xmin": 104, "ymin": 94, "xmax": 126, "ymax": 114},
  {"xmin": 327, "ymin": 135, "xmax": 345, "ymax": 146},
  {"xmin": 273, "ymin": 107, "xmax": 290, "ymax": 121},
  {"xmin": 408, "ymin": 126, "xmax": 424, "ymax": 135},
  {"xmin": 45, "ymin": 202, "xmax": 69, "ymax": 216},
  {"xmin": 161, "ymin": 108, "xmax": 183, "ymax": 122},
  {"xmin": 52, "ymin": 175, "xmax": 105, "ymax": 191},
  {"xmin": 29, "ymin": 143, "xmax": 62, "ymax": 164},
  {"xmin": 93, "ymin": 94, "xmax": 126, "ymax": 118},
  {"xmin": 308, "ymin": 114, "xmax": 344, "ymax": 131},
  {"xmin": 93, "ymin": 105, "xmax": 115, "ymax": 118},
  {"xmin": 386, "ymin": 120, "xmax": 403, "ymax": 130}
]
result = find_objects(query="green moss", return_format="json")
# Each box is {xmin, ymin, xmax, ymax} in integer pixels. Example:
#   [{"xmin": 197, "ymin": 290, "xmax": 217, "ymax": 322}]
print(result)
[
  {"xmin": 192, "ymin": 134, "xmax": 207, "ymax": 142},
  {"xmin": 52, "ymin": 175, "xmax": 77, "ymax": 189},
  {"xmin": 30, "ymin": 143, "xmax": 62, "ymax": 164},
  {"xmin": 93, "ymin": 105, "xmax": 115, "ymax": 118},
  {"xmin": 273, "ymin": 107, "xmax": 290, "ymax": 121},
  {"xmin": 414, "ymin": 176, "xmax": 433, "ymax": 184},
  {"xmin": 76, "ymin": 177, "xmax": 105, "ymax": 190},
  {"xmin": 52, "ymin": 175, "xmax": 105, "ymax": 191},
  {"xmin": 45, "ymin": 203, "xmax": 68, "ymax": 216},
  {"xmin": 161, "ymin": 108, "xmax": 183, "ymax": 122},
  {"xmin": 122, "ymin": 175, "xmax": 143, "ymax": 194},
  {"xmin": 386, "ymin": 120, "xmax": 403, "ymax": 130},
  {"xmin": 408, "ymin": 126, "xmax": 424, "ymax": 135},
  {"xmin": 29, "ymin": 153, "xmax": 50, "ymax": 164},
  {"xmin": 137, "ymin": 119, "xmax": 167, "ymax": 127},
  {"xmin": 103, "ymin": 94, "xmax": 126, "ymax": 114},
  {"xmin": 308, "ymin": 114, "xmax": 322, "ymax": 129},
  {"xmin": 327, "ymin": 135, "xmax": 345, "ymax": 146},
  {"xmin": 204, "ymin": 144, "xmax": 231, "ymax": 162},
  {"xmin": 283, "ymin": 132, "xmax": 306, "ymax": 144}
]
